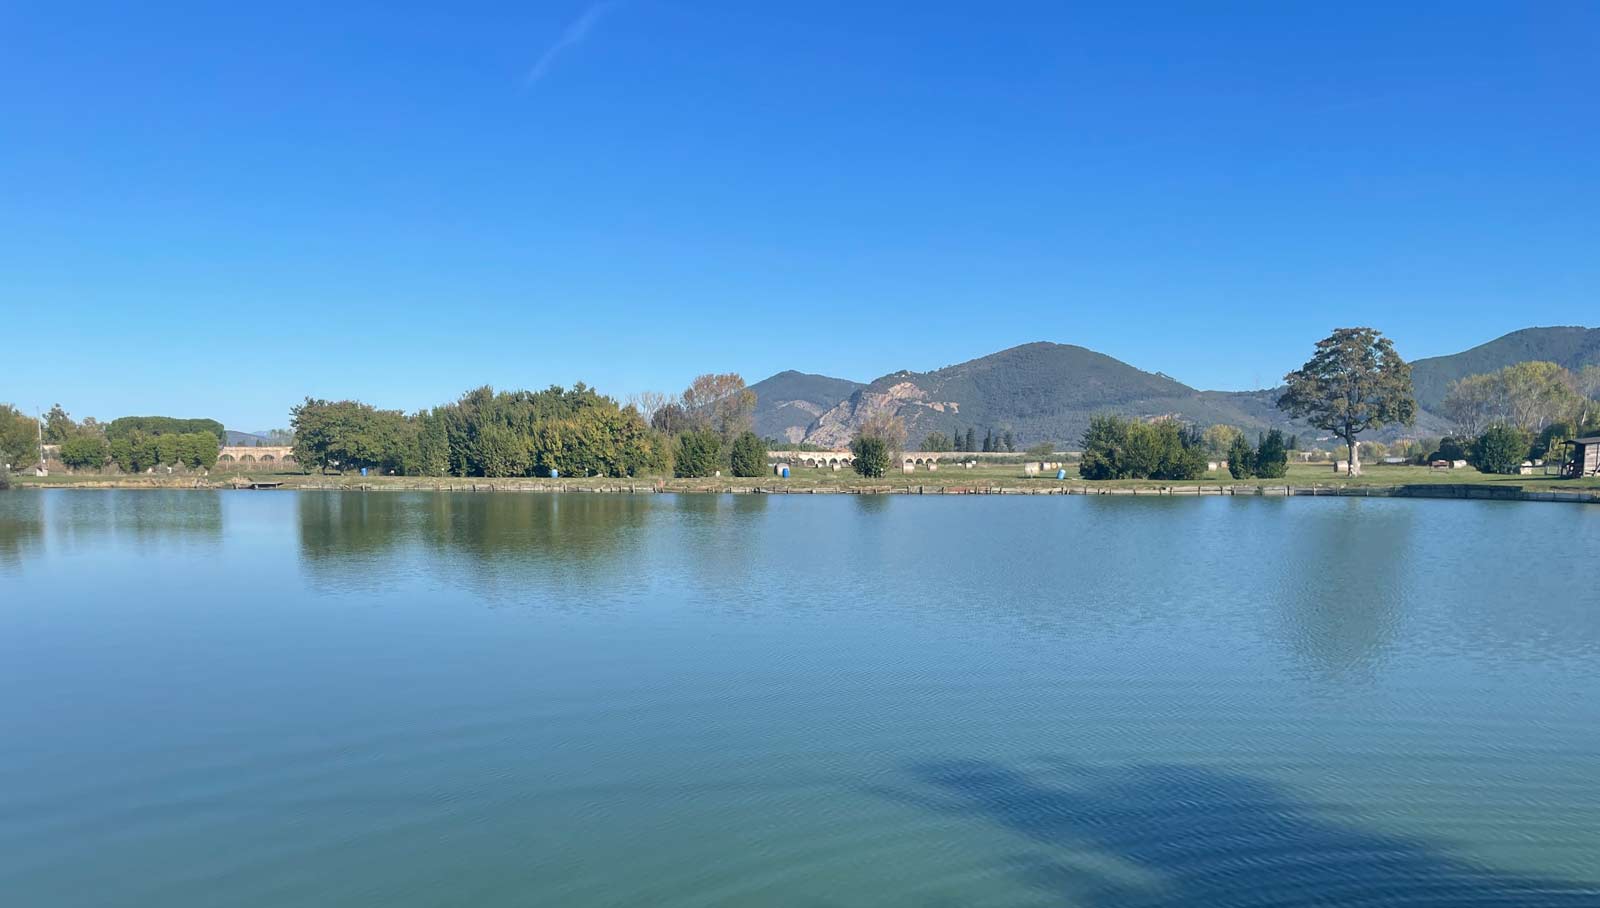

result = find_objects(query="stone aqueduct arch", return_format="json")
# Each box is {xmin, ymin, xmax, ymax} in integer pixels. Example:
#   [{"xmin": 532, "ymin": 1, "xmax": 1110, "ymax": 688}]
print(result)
[
  {"xmin": 215, "ymin": 445, "xmax": 298, "ymax": 469},
  {"xmin": 766, "ymin": 450, "xmax": 957, "ymax": 471}
]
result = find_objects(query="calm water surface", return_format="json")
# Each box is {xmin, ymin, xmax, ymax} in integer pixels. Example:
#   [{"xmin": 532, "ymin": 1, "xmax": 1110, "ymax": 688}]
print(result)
[{"xmin": 1, "ymin": 490, "xmax": 1597, "ymax": 907}]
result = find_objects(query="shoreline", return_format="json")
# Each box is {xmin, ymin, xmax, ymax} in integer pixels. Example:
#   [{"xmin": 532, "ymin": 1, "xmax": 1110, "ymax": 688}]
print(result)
[{"xmin": 12, "ymin": 475, "xmax": 1600, "ymax": 504}]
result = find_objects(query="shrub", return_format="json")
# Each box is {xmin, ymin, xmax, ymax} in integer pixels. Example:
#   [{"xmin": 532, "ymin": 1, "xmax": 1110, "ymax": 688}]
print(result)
[
  {"xmin": 59, "ymin": 434, "xmax": 109, "ymax": 471},
  {"xmin": 1430, "ymin": 437, "xmax": 1467, "ymax": 462},
  {"xmin": 1254, "ymin": 430, "xmax": 1289, "ymax": 478},
  {"xmin": 851, "ymin": 435, "xmax": 891, "ymax": 478},
  {"xmin": 1227, "ymin": 434, "xmax": 1255, "ymax": 479},
  {"xmin": 673, "ymin": 430, "xmax": 722, "ymax": 478},
  {"xmin": 1472, "ymin": 424, "xmax": 1531, "ymax": 475},
  {"xmin": 729, "ymin": 431, "xmax": 767, "ymax": 478},
  {"xmin": 1080, "ymin": 415, "xmax": 1206, "ymax": 480}
]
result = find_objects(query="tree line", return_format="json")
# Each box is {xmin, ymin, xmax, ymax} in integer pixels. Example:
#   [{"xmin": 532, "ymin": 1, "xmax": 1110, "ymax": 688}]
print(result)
[
  {"xmin": 0, "ymin": 403, "xmax": 223, "ymax": 473},
  {"xmin": 289, "ymin": 373, "xmax": 778, "ymax": 480},
  {"xmin": 1435, "ymin": 361, "xmax": 1600, "ymax": 474}
]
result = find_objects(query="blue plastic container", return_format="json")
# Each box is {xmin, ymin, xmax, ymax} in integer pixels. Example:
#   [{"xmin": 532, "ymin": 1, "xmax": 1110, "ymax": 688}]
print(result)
[
  {"xmin": 780, "ymin": 466, "xmax": 790, "ymax": 478},
  {"xmin": 1057, "ymin": 469, "xmax": 1067, "ymax": 480}
]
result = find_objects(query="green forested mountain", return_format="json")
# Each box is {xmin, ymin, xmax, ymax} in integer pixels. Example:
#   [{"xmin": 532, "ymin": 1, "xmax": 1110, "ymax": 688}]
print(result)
[{"xmin": 1408, "ymin": 327, "xmax": 1600, "ymax": 411}]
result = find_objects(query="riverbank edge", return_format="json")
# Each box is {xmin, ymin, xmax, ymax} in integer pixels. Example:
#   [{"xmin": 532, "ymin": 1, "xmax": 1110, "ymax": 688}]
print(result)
[{"xmin": 13, "ymin": 477, "xmax": 1600, "ymax": 504}]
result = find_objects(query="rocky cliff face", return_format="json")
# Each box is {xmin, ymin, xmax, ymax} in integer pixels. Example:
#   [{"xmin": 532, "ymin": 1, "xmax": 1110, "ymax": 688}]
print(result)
[
  {"xmin": 750, "ymin": 371, "xmax": 865, "ymax": 442},
  {"xmin": 803, "ymin": 381, "xmax": 960, "ymax": 448}
]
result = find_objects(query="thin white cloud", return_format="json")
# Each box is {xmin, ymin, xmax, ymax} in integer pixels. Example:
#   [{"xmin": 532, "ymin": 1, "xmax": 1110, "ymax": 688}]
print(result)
[{"xmin": 525, "ymin": 2, "xmax": 620, "ymax": 86}]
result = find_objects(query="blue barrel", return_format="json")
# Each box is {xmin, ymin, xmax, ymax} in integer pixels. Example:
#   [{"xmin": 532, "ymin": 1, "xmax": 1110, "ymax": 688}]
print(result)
[
  {"xmin": 550, "ymin": 468, "xmax": 560, "ymax": 479},
  {"xmin": 780, "ymin": 466, "xmax": 790, "ymax": 478},
  {"xmin": 1057, "ymin": 469, "xmax": 1067, "ymax": 480},
  {"xmin": 360, "ymin": 467, "xmax": 368, "ymax": 477}
]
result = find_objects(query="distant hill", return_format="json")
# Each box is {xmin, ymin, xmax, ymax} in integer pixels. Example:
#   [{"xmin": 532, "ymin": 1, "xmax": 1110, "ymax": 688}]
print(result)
[
  {"xmin": 795, "ymin": 342, "xmax": 1301, "ymax": 449},
  {"xmin": 751, "ymin": 328, "xmax": 1599, "ymax": 451},
  {"xmin": 750, "ymin": 371, "xmax": 864, "ymax": 443},
  {"xmin": 225, "ymin": 430, "xmax": 270, "ymax": 446},
  {"xmin": 1409, "ymin": 326, "xmax": 1600, "ymax": 411}
]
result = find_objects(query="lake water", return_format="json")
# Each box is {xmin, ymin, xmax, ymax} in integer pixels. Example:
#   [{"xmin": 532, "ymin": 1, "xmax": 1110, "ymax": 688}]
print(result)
[{"xmin": 1, "ymin": 490, "xmax": 1597, "ymax": 907}]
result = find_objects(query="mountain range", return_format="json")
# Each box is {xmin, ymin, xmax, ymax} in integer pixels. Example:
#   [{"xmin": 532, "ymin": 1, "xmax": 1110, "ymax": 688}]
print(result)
[{"xmin": 752, "ymin": 327, "xmax": 1600, "ymax": 449}]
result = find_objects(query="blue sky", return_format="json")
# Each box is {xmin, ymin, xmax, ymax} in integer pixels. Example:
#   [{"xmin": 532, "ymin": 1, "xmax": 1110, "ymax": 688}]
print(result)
[{"xmin": 2, "ymin": 2, "xmax": 1595, "ymax": 430}]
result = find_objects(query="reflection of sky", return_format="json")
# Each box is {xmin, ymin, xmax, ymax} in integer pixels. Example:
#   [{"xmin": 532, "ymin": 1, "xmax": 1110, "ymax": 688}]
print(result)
[{"xmin": 3, "ymin": 492, "xmax": 1598, "ymax": 905}]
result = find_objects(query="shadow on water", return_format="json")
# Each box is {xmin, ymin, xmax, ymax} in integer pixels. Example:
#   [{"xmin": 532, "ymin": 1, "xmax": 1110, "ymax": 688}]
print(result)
[{"xmin": 884, "ymin": 757, "xmax": 1600, "ymax": 907}]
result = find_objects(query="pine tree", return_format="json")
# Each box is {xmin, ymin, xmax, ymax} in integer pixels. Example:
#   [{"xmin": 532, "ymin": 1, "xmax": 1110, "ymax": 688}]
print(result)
[{"xmin": 965, "ymin": 428, "xmax": 977, "ymax": 452}]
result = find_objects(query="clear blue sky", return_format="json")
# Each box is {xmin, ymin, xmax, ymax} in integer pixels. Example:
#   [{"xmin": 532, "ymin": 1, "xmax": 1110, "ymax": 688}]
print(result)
[{"xmin": 3, "ymin": 2, "xmax": 1595, "ymax": 430}]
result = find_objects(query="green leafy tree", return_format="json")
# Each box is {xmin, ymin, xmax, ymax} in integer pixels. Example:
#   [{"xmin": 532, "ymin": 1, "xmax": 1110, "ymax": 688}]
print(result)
[
  {"xmin": 1431, "ymin": 437, "xmax": 1468, "ymax": 462},
  {"xmin": 419, "ymin": 384, "xmax": 663, "ymax": 478},
  {"xmin": 1079, "ymin": 415, "xmax": 1128, "ymax": 480},
  {"xmin": 1278, "ymin": 327, "xmax": 1416, "ymax": 476},
  {"xmin": 174, "ymin": 432, "xmax": 220, "ymax": 469},
  {"xmin": 1025, "ymin": 441, "xmax": 1054, "ymax": 458},
  {"xmin": 0, "ymin": 405, "xmax": 39, "ymax": 472},
  {"xmin": 1080, "ymin": 416, "xmax": 1205, "ymax": 480},
  {"xmin": 58, "ymin": 434, "xmax": 108, "ymax": 471},
  {"xmin": 1472, "ymin": 424, "xmax": 1532, "ymax": 475},
  {"xmin": 673, "ymin": 430, "xmax": 722, "ymax": 478},
  {"xmin": 851, "ymin": 435, "xmax": 891, "ymax": 478},
  {"xmin": 106, "ymin": 416, "xmax": 226, "ymax": 445},
  {"xmin": 921, "ymin": 431, "xmax": 952, "ymax": 452},
  {"xmin": 155, "ymin": 434, "xmax": 181, "ymax": 467},
  {"xmin": 729, "ymin": 431, "xmax": 767, "ymax": 477},
  {"xmin": 290, "ymin": 398, "xmax": 412, "ymax": 474},
  {"xmin": 964, "ymin": 428, "xmax": 976, "ymax": 452},
  {"xmin": 42, "ymin": 404, "xmax": 76, "ymax": 445},
  {"xmin": 1254, "ymin": 430, "xmax": 1289, "ymax": 478},
  {"xmin": 1227, "ymin": 433, "xmax": 1256, "ymax": 479}
]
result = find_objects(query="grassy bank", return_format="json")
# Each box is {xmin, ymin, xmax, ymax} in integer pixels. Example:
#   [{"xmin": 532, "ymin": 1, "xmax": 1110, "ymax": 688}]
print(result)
[{"xmin": 13, "ymin": 462, "xmax": 1600, "ymax": 495}]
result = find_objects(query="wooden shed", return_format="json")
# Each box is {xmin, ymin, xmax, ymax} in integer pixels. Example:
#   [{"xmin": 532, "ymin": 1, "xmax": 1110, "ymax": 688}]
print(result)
[{"xmin": 1563, "ymin": 436, "xmax": 1600, "ymax": 477}]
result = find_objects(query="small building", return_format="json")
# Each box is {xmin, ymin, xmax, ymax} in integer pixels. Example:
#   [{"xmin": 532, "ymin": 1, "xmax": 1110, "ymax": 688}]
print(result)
[{"xmin": 1564, "ymin": 436, "xmax": 1600, "ymax": 477}]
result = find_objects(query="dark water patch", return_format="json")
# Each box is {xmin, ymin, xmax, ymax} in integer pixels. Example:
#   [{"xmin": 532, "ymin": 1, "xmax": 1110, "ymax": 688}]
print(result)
[{"xmin": 890, "ymin": 757, "xmax": 1600, "ymax": 907}]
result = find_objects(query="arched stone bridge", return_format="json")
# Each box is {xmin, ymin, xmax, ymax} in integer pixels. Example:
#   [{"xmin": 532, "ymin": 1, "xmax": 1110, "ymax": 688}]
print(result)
[
  {"xmin": 215, "ymin": 445, "xmax": 298, "ymax": 469},
  {"xmin": 770, "ymin": 450, "xmax": 856, "ymax": 469},
  {"xmin": 770, "ymin": 450, "xmax": 975, "ymax": 471}
]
